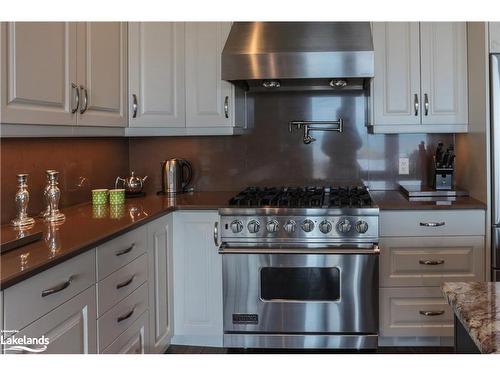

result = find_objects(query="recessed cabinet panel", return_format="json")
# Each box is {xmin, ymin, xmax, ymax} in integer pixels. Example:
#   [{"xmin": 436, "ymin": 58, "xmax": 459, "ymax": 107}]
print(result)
[
  {"xmin": 185, "ymin": 22, "xmax": 233, "ymax": 127},
  {"xmin": 128, "ymin": 22, "xmax": 186, "ymax": 127},
  {"xmin": 372, "ymin": 22, "xmax": 421, "ymax": 126},
  {"xmin": 147, "ymin": 215, "xmax": 173, "ymax": 353},
  {"xmin": 7, "ymin": 287, "xmax": 97, "ymax": 354},
  {"xmin": 77, "ymin": 22, "xmax": 127, "ymax": 127},
  {"xmin": 0, "ymin": 22, "xmax": 77, "ymax": 125},
  {"xmin": 420, "ymin": 22, "xmax": 468, "ymax": 125}
]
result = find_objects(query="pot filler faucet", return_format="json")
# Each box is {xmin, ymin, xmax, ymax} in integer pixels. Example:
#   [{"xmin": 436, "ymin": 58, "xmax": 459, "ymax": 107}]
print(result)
[{"xmin": 288, "ymin": 119, "xmax": 344, "ymax": 144}]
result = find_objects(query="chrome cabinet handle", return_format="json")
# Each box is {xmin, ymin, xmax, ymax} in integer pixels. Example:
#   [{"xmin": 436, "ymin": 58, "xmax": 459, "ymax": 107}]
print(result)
[
  {"xmin": 213, "ymin": 222, "xmax": 219, "ymax": 247},
  {"xmin": 115, "ymin": 244, "xmax": 135, "ymax": 256},
  {"xmin": 414, "ymin": 93, "xmax": 419, "ymax": 116},
  {"xmin": 224, "ymin": 96, "xmax": 229, "ymax": 119},
  {"xmin": 71, "ymin": 83, "xmax": 80, "ymax": 114},
  {"xmin": 132, "ymin": 94, "xmax": 138, "ymax": 118},
  {"xmin": 79, "ymin": 85, "xmax": 88, "ymax": 114},
  {"xmin": 116, "ymin": 275, "xmax": 135, "ymax": 289},
  {"xmin": 419, "ymin": 310, "xmax": 445, "ymax": 317},
  {"xmin": 41, "ymin": 276, "xmax": 73, "ymax": 297},
  {"xmin": 117, "ymin": 307, "xmax": 135, "ymax": 323},
  {"xmin": 419, "ymin": 259, "xmax": 445, "ymax": 266},
  {"xmin": 420, "ymin": 221, "xmax": 445, "ymax": 227},
  {"xmin": 424, "ymin": 93, "xmax": 429, "ymax": 116}
]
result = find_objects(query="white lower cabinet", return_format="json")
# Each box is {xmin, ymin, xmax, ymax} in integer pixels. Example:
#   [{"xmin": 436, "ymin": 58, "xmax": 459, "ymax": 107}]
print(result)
[
  {"xmin": 102, "ymin": 311, "xmax": 149, "ymax": 354},
  {"xmin": 147, "ymin": 215, "xmax": 174, "ymax": 353},
  {"xmin": 378, "ymin": 209, "xmax": 486, "ymax": 346},
  {"xmin": 172, "ymin": 211, "xmax": 223, "ymax": 347},
  {"xmin": 8, "ymin": 287, "xmax": 97, "ymax": 354}
]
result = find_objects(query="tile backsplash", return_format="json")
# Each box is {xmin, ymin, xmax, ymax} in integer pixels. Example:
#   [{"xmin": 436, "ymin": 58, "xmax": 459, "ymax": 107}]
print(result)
[
  {"xmin": 1, "ymin": 137, "xmax": 129, "ymax": 224},
  {"xmin": 1, "ymin": 92, "xmax": 454, "ymax": 224}
]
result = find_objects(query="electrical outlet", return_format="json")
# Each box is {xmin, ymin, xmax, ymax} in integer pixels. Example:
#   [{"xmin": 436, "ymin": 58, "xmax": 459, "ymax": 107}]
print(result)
[{"xmin": 399, "ymin": 157, "xmax": 410, "ymax": 175}]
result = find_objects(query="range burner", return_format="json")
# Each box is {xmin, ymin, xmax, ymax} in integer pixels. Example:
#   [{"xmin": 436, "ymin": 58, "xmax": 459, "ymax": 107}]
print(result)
[{"xmin": 228, "ymin": 186, "xmax": 374, "ymax": 208}]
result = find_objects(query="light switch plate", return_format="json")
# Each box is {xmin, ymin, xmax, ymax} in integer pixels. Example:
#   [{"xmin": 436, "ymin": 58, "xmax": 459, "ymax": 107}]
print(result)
[{"xmin": 399, "ymin": 157, "xmax": 410, "ymax": 175}]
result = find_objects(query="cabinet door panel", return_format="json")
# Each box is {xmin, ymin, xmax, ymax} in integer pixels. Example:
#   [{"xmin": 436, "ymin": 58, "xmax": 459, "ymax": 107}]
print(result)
[
  {"xmin": 128, "ymin": 22, "xmax": 185, "ymax": 127},
  {"xmin": 185, "ymin": 22, "xmax": 233, "ymax": 127},
  {"xmin": 372, "ymin": 22, "xmax": 421, "ymax": 126},
  {"xmin": 77, "ymin": 22, "xmax": 127, "ymax": 127},
  {"xmin": 5, "ymin": 287, "xmax": 97, "ymax": 354},
  {"xmin": 147, "ymin": 215, "xmax": 173, "ymax": 353},
  {"xmin": 420, "ymin": 22, "xmax": 468, "ymax": 125},
  {"xmin": 1, "ymin": 22, "xmax": 77, "ymax": 125},
  {"xmin": 173, "ymin": 211, "xmax": 223, "ymax": 347}
]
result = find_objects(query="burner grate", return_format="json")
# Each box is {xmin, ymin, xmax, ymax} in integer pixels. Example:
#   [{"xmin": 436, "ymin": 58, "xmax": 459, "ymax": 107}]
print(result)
[{"xmin": 229, "ymin": 186, "xmax": 373, "ymax": 208}]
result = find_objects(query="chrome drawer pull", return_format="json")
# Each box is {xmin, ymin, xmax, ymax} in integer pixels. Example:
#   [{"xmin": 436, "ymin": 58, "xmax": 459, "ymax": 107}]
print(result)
[
  {"xmin": 213, "ymin": 222, "xmax": 219, "ymax": 247},
  {"xmin": 115, "ymin": 244, "xmax": 135, "ymax": 256},
  {"xmin": 117, "ymin": 307, "xmax": 135, "ymax": 323},
  {"xmin": 116, "ymin": 275, "xmax": 135, "ymax": 290},
  {"xmin": 419, "ymin": 221, "xmax": 445, "ymax": 227},
  {"xmin": 41, "ymin": 276, "xmax": 73, "ymax": 298},
  {"xmin": 419, "ymin": 310, "xmax": 445, "ymax": 317},
  {"xmin": 419, "ymin": 259, "xmax": 445, "ymax": 266}
]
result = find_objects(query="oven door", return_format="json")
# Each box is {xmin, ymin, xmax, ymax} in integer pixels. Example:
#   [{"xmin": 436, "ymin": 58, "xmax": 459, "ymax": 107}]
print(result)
[{"xmin": 221, "ymin": 245, "xmax": 378, "ymax": 335}]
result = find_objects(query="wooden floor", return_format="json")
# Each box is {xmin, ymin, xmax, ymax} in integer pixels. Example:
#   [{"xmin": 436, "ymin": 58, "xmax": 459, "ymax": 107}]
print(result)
[{"xmin": 166, "ymin": 344, "xmax": 454, "ymax": 354}]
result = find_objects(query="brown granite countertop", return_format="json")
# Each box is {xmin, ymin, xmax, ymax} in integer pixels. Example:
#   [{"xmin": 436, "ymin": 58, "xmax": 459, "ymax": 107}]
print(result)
[
  {"xmin": 443, "ymin": 282, "xmax": 500, "ymax": 354},
  {"xmin": 371, "ymin": 190, "xmax": 486, "ymax": 210},
  {"xmin": 0, "ymin": 191, "xmax": 236, "ymax": 290}
]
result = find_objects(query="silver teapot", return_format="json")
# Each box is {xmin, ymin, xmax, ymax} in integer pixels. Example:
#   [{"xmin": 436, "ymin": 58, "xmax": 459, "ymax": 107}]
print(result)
[{"xmin": 115, "ymin": 171, "xmax": 148, "ymax": 193}]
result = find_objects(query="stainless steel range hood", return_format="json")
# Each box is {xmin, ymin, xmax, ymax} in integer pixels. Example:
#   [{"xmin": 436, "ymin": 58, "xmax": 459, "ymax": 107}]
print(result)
[{"xmin": 222, "ymin": 22, "xmax": 374, "ymax": 91}]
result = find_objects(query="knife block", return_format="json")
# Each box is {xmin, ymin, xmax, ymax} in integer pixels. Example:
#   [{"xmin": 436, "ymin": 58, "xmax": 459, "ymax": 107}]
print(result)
[{"xmin": 433, "ymin": 158, "xmax": 454, "ymax": 190}]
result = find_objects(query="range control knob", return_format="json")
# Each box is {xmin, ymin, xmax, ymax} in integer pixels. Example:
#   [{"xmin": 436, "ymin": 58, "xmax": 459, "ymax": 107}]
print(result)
[
  {"xmin": 337, "ymin": 218, "xmax": 352, "ymax": 233},
  {"xmin": 301, "ymin": 219, "xmax": 315, "ymax": 232},
  {"xmin": 230, "ymin": 220, "xmax": 243, "ymax": 233},
  {"xmin": 355, "ymin": 220, "xmax": 369, "ymax": 234},
  {"xmin": 284, "ymin": 220, "xmax": 297, "ymax": 233},
  {"xmin": 319, "ymin": 220, "xmax": 332, "ymax": 234},
  {"xmin": 266, "ymin": 220, "xmax": 280, "ymax": 233},
  {"xmin": 247, "ymin": 220, "xmax": 261, "ymax": 234}
]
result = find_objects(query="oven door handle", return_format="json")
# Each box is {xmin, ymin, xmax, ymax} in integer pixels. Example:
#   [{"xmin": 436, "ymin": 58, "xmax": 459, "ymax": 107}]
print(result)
[{"xmin": 218, "ymin": 244, "xmax": 380, "ymax": 255}]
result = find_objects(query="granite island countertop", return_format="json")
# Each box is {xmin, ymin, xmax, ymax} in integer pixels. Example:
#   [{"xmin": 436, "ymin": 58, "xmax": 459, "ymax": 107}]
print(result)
[
  {"xmin": 443, "ymin": 282, "xmax": 500, "ymax": 354},
  {"xmin": 0, "ymin": 191, "xmax": 236, "ymax": 290}
]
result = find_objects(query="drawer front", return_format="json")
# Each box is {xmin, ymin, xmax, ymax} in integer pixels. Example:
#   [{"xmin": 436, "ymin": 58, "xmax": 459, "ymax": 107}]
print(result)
[
  {"xmin": 380, "ymin": 210, "xmax": 485, "ymax": 237},
  {"xmin": 380, "ymin": 236, "xmax": 485, "ymax": 287},
  {"xmin": 97, "ymin": 282, "xmax": 148, "ymax": 350},
  {"xmin": 97, "ymin": 253, "xmax": 148, "ymax": 317},
  {"xmin": 4, "ymin": 250, "xmax": 96, "ymax": 332},
  {"xmin": 380, "ymin": 287, "xmax": 453, "ymax": 337},
  {"xmin": 97, "ymin": 226, "xmax": 147, "ymax": 280},
  {"xmin": 101, "ymin": 311, "xmax": 149, "ymax": 354}
]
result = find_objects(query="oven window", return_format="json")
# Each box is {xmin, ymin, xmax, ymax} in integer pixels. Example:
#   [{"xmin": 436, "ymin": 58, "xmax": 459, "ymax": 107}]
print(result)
[{"xmin": 260, "ymin": 267, "xmax": 340, "ymax": 301}]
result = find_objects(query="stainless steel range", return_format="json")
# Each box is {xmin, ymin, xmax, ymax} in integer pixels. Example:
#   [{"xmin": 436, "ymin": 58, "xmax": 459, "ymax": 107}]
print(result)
[{"xmin": 216, "ymin": 186, "xmax": 379, "ymax": 350}]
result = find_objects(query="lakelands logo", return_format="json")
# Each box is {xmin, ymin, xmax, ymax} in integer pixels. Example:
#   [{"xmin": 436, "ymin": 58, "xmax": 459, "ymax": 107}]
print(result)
[{"xmin": 1, "ymin": 330, "xmax": 49, "ymax": 353}]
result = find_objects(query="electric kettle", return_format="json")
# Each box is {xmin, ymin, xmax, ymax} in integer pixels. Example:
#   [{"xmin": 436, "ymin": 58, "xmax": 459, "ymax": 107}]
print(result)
[{"xmin": 160, "ymin": 159, "xmax": 193, "ymax": 195}]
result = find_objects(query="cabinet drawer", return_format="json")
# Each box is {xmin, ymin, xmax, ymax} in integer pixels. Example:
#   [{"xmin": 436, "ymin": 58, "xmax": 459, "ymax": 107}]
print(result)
[
  {"xmin": 97, "ymin": 226, "xmax": 147, "ymax": 280},
  {"xmin": 97, "ymin": 253, "xmax": 148, "ymax": 317},
  {"xmin": 4, "ymin": 250, "xmax": 96, "ymax": 332},
  {"xmin": 97, "ymin": 282, "xmax": 148, "ymax": 350},
  {"xmin": 6, "ymin": 286, "xmax": 97, "ymax": 354},
  {"xmin": 380, "ymin": 210, "xmax": 485, "ymax": 237},
  {"xmin": 380, "ymin": 287, "xmax": 453, "ymax": 337},
  {"xmin": 380, "ymin": 236, "xmax": 485, "ymax": 287},
  {"xmin": 101, "ymin": 311, "xmax": 149, "ymax": 354}
]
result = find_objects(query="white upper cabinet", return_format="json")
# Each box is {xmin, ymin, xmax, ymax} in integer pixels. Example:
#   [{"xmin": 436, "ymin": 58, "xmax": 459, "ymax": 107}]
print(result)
[
  {"xmin": 0, "ymin": 22, "xmax": 78, "ymax": 126},
  {"xmin": 490, "ymin": 22, "xmax": 500, "ymax": 52},
  {"xmin": 420, "ymin": 22, "xmax": 468, "ymax": 126},
  {"xmin": 372, "ymin": 23, "xmax": 421, "ymax": 126},
  {"xmin": 370, "ymin": 22, "xmax": 468, "ymax": 133},
  {"xmin": 76, "ymin": 22, "xmax": 128, "ymax": 127},
  {"xmin": 185, "ymin": 22, "xmax": 233, "ymax": 127},
  {"xmin": 128, "ymin": 22, "xmax": 185, "ymax": 128},
  {"xmin": 126, "ymin": 22, "xmax": 246, "ymax": 136}
]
